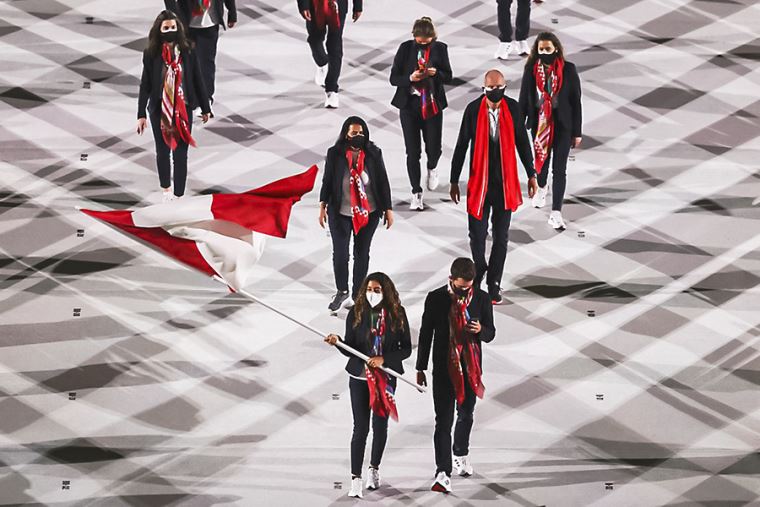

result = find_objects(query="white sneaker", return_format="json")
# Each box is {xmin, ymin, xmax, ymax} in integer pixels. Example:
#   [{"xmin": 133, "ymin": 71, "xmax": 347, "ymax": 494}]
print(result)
[
  {"xmin": 431, "ymin": 471, "xmax": 452, "ymax": 493},
  {"xmin": 344, "ymin": 298, "xmax": 355, "ymax": 309},
  {"xmin": 161, "ymin": 191, "xmax": 175, "ymax": 203},
  {"xmin": 324, "ymin": 91, "xmax": 339, "ymax": 109},
  {"xmin": 365, "ymin": 467, "xmax": 380, "ymax": 490},
  {"xmin": 426, "ymin": 167, "xmax": 439, "ymax": 191},
  {"xmin": 518, "ymin": 40, "xmax": 531, "ymax": 56},
  {"xmin": 453, "ymin": 455, "xmax": 474, "ymax": 477},
  {"xmin": 409, "ymin": 192, "xmax": 424, "ymax": 211},
  {"xmin": 548, "ymin": 210, "xmax": 566, "ymax": 230},
  {"xmin": 494, "ymin": 41, "xmax": 513, "ymax": 60},
  {"xmin": 348, "ymin": 477, "xmax": 363, "ymax": 498},
  {"xmin": 314, "ymin": 64, "xmax": 327, "ymax": 87},
  {"xmin": 532, "ymin": 186, "xmax": 547, "ymax": 208}
]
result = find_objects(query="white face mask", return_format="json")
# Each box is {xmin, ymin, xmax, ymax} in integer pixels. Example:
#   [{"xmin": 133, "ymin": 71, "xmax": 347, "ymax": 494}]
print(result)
[{"xmin": 366, "ymin": 292, "xmax": 383, "ymax": 308}]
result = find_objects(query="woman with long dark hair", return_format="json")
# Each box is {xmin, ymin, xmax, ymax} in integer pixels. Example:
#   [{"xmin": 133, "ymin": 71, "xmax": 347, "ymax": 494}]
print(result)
[
  {"xmin": 325, "ymin": 272, "xmax": 412, "ymax": 498},
  {"xmin": 519, "ymin": 31, "xmax": 582, "ymax": 230},
  {"xmin": 318, "ymin": 116, "xmax": 394, "ymax": 312},
  {"xmin": 137, "ymin": 10, "xmax": 211, "ymax": 202},
  {"xmin": 390, "ymin": 16, "xmax": 453, "ymax": 210}
]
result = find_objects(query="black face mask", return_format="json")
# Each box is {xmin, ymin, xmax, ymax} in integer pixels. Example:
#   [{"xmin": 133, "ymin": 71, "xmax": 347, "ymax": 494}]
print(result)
[
  {"xmin": 538, "ymin": 52, "xmax": 557, "ymax": 65},
  {"xmin": 161, "ymin": 31, "xmax": 178, "ymax": 43},
  {"xmin": 347, "ymin": 134, "xmax": 365, "ymax": 149},
  {"xmin": 451, "ymin": 281, "xmax": 471, "ymax": 298},
  {"xmin": 485, "ymin": 87, "xmax": 505, "ymax": 103}
]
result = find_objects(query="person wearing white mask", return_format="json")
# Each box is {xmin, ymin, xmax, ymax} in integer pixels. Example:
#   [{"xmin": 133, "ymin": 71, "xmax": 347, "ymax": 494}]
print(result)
[{"xmin": 325, "ymin": 272, "xmax": 412, "ymax": 498}]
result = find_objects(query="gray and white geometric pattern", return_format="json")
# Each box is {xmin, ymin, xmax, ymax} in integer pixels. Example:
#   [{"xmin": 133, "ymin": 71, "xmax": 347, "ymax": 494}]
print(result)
[{"xmin": 1, "ymin": 0, "xmax": 759, "ymax": 505}]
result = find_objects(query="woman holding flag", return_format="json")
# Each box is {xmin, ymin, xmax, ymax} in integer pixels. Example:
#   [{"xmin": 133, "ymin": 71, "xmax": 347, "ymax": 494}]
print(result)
[
  {"xmin": 325, "ymin": 272, "xmax": 412, "ymax": 498},
  {"xmin": 390, "ymin": 17, "xmax": 453, "ymax": 211},
  {"xmin": 319, "ymin": 116, "xmax": 394, "ymax": 313},
  {"xmin": 137, "ymin": 10, "xmax": 211, "ymax": 202},
  {"xmin": 519, "ymin": 31, "xmax": 583, "ymax": 230}
]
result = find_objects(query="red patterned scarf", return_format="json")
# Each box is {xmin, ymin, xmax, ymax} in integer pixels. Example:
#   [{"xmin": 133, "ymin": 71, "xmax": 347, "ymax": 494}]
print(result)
[
  {"xmin": 468, "ymin": 96, "xmax": 521, "ymax": 220},
  {"xmin": 447, "ymin": 285, "xmax": 485, "ymax": 405},
  {"xmin": 413, "ymin": 45, "xmax": 440, "ymax": 120},
  {"xmin": 313, "ymin": 0, "xmax": 340, "ymax": 30},
  {"xmin": 192, "ymin": 0, "xmax": 211, "ymax": 16},
  {"xmin": 365, "ymin": 309, "xmax": 398, "ymax": 421},
  {"xmin": 533, "ymin": 58, "xmax": 564, "ymax": 174},
  {"xmin": 161, "ymin": 44, "xmax": 196, "ymax": 151},
  {"xmin": 346, "ymin": 149, "xmax": 370, "ymax": 234}
]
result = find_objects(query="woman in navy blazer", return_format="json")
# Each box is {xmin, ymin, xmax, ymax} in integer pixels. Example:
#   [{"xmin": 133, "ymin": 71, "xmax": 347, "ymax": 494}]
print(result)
[
  {"xmin": 390, "ymin": 17, "xmax": 453, "ymax": 210},
  {"xmin": 136, "ymin": 10, "xmax": 211, "ymax": 201},
  {"xmin": 518, "ymin": 31, "xmax": 582, "ymax": 230},
  {"xmin": 325, "ymin": 272, "xmax": 412, "ymax": 498}
]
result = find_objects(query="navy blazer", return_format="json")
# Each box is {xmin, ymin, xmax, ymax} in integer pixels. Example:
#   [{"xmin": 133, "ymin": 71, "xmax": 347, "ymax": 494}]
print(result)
[
  {"xmin": 389, "ymin": 40, "xmax": 453, "ymax": 111},
  {"xmin": 137, "ymin": 48, "xmax": 211, "ymax": 119},
  {"xmin": 518, "ymin": 60, "xmax": 582, "ymax": 138},
  {"xmin": 164, "ymin": 0, "xmax": 237, "ymax": 30},
  {"xmin": 339, "ymin": 307, "xmax": 412, "ymax": 377},
  {"xmin": 416, "ymin": 285, "xmax": 495, "ymax": 374},
  {"xmin": 319, "ymin": 144, "xmax": 393, "ymax": 213},
  {"xmin": 450, "ymin": 95, "xmax": 536, "ymax": 184}
]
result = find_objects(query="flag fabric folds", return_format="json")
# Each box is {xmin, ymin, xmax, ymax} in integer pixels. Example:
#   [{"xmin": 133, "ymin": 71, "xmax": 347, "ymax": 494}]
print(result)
[{"xmin": 80, "ymin": 166, "xmax": 318, "ymax": 291}]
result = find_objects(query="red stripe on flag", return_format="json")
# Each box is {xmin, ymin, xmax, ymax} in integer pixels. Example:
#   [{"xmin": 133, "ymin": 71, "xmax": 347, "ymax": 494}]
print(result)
[
  {"xmin": 80, "ymin": 209, "xmax": 216, "ymax": 278},
  {"xmin": 210, "ymin": 165, "xmax": 318, "ymax": 238}
]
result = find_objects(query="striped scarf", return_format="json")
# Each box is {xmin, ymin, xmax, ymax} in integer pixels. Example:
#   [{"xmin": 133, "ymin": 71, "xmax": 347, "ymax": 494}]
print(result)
[
  {"xmin": 533, "ymin": 58, "xmax": 564, "ymax": 174},
  {"xmin": 161, "ymin": 43, "xmax": 195, "ymax": 151},
  {"xmin": 413, "ymin": 45, "xmax": 440, "ymax": 120},
  {"xmin": 365, "ymin": 309, "xmax": 398, "ymax": 421},
  {"xmin": 346, "ymin": 148, "xmax": 369, "ymax": 234},
  {"xmin": 447, "ymin": 284, "xmax": 485, "ymax": 405},
  {"xmin": 192, "ymin": 0, "xmax": 211, "ymax": 16}
]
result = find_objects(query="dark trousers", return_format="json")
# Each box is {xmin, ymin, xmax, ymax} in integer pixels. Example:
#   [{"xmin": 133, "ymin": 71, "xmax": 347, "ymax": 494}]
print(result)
[
  {"xmin": 399, "ymin": 97, "xmax": 443, "ymax": 194},
  {"xmin": 328, "ymin": 210, "xmax": 381, "ymax": 297},
  {"xmin": 432, "ymin": 362, "xmax": 477, "ymax": 476},
  {"xmin": 468, "ymin": 190, "xmax": 512, "ymax": 289},
  {"xmin": 305, "ymin": 0, "xmax": 348, "ymax": 93},
  {"xmin": 497, "ymin": 0, "xmax": 531, "ymax": 42},
  {"xmin": 349, "ymin": 376, "xmax": 396, "ymax": 477},
  {"xmin": 188, "ymin": 24, "xmax": 220, "ymax": 100},
  {"xmin": 150, "ymin": 111, "xmax": 193, "ymax": 197},
  {"xmin": 534, "ymin": 127, "xmax": 572, "ymax": 211}
]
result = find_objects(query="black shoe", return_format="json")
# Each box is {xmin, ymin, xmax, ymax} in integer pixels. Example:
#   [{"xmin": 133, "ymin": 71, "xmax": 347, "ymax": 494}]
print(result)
[
  {"xmin": 328, "ymin": 290, "xmax": 350, "ymax": 312},
  {"xmin": 488, "ymin": 285, "xmax": 503, "ymax": 305}
]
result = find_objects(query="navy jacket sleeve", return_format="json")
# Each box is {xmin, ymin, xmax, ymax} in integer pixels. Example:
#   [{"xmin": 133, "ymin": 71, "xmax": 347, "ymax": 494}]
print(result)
[
  {"xmin": 374, "ymin": 148, "xmax": 393, "ymax": 211},
  {"xmin": 518, "ymin": 66, "xmax": 532, "ymax": 128},
  {"xmin": 389, "ymin": 43, "xmax": 411, "ymax": 89},
  {"xmin": 297, "ymin": 0, "xmax": 309, "ymax": 12},
  {"xmin": 190, "ymin": 51, "xmax": 212, "ymax": 115},
  {"xmin": 568, "ymin": 64, "xmax": 583, "ymax": 138},
  {"xmin": 450, "ymin": 103, "xmax": 473, "ymax": 184},
  {"xmin": 382, "ymin": 309, "xmax": 412, "ymax": 364},
  {"xmin": 319, "ymin": 148, "xmax": 335, "ymax": 205},
  {"xmin": 138, "ymin": 51, "xmax": 151, "ymax": 119},
  {"xmin": 435, "ymin": 43, "xmax": 453, "ymax": 85},
  {"xmin": 352, "ymin": 0, "xmax": 363, "ymax": 12},
  {"xmin": 509, "ymin": 99, "xmax": 535, "ymax": 178},
  {"xmin": 416, "ymin": 293, "xmax": 435, "ymax": 371},
  {"xmin": 224, "ymin": 0, "xmax": 237, "ymax": 23},
  {"xmin": 338, "ymin": 310, "xmax": 357, "ymax": 358},
  {"xmin": 477, "ymin": 292, "xmax": 496, "ymax": 344}
]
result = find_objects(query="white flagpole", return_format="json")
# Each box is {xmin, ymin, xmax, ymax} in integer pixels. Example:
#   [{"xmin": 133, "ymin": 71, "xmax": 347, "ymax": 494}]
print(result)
[{"xmin": 213, "ymin": 276, "xmax": 426, "ymax": 393}]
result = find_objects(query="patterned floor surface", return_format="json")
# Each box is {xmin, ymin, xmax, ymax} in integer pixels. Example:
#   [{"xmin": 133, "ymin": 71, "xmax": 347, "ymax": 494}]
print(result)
[{"xmin": 1, "ymin": 0, "xmax": 759, "ymax": 505}]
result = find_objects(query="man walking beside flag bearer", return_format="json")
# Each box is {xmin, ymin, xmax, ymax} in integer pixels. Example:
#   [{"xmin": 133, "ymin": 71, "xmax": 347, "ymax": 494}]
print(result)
[
  {"xmin": 416, "ymin": 258, "xmax": 496, "ymax": 493},
  {"xmin": 325, "ymin": 272, "xmax": 412, "ymax": 499}
]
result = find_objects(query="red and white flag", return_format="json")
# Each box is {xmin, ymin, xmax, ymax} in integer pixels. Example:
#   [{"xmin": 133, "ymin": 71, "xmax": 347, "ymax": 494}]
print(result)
[{"xmin": 80, "ymin": 166, "xmax": 318, "ymax": 291}]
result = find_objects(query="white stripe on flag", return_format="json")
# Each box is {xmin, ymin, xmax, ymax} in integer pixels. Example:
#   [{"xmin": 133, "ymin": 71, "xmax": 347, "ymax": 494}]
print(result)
[
  {"xmin": 132, "ymin": 195, "xmax": 215, "ymax": 227},
  {"xmin": 166, "ymin": 222, "xmax": 266, "ymax": 291}
]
